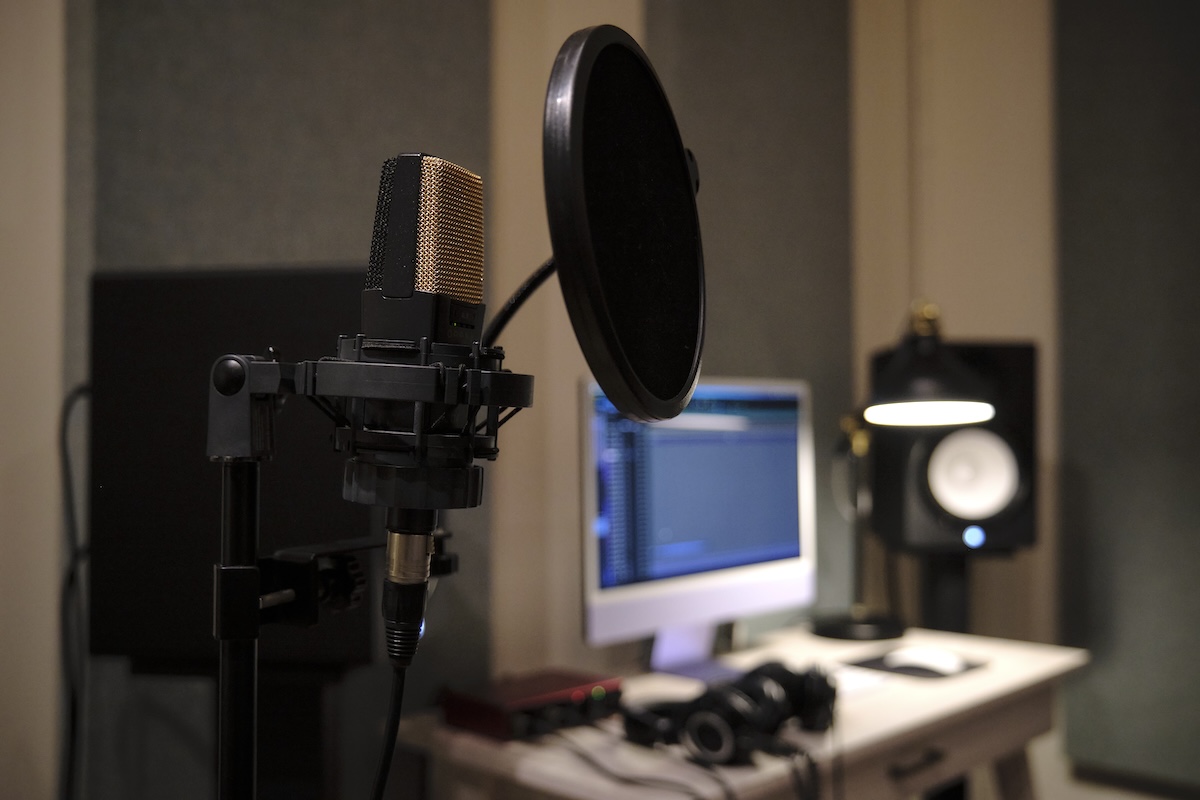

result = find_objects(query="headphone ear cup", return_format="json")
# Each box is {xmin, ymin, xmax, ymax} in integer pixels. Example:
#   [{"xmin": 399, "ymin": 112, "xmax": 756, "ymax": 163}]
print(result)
[
  {"xmin": 621, "ymin": 700, "xmax": 688, "ymax": 747},
  {"xmin": 795, "ymin": 669, "xmax": 836, "ymax": 732},
  {"xmin": 679, "ymin": 686, "xmax": 763, "ymax": 765},
  {"xmin": 621, "ymin": 666, "xmax": 837, "ymax": 766},
  {"xmin": 743, "ymin": 662, "xmax": 837, "ymax": 732},
  {"xmin": 731, "ymin": 672, "xmax": 790, "ymax": 733},
  {"xmin": 680, "ymin": 708, "xmax": 739, "ymax": 765}
]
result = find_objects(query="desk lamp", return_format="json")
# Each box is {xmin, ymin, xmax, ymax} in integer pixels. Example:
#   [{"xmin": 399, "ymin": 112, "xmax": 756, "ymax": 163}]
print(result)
[
  {"xmin": 863, "ymin": 303, "xmax": 995, "ymax": 427},
  {"xmin": 811, "ymin": 414, "xmax": 906, "ymax": 640},
  {"xmin": 812, "ymin": 303, "xmax": 995, "ymax": 640}
]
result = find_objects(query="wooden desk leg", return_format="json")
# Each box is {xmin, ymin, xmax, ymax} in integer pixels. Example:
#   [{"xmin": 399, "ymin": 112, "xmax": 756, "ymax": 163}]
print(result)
[{"xmin": 994, "ymin": 748, "xmax": 1035, "ymax": 800}]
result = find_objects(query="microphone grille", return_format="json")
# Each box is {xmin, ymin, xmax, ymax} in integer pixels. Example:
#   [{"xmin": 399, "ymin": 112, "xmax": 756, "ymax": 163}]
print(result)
[
  {"xmin": 367, "ymin": 155, "xmax": 484, "ymax": 305},
  {"xmin": 366, "ymin": 158, "xmax": 399, "ymax": 292},
  {"xmin": 416, "ymin": 156, "xmax": 484, "ymax": 304}
]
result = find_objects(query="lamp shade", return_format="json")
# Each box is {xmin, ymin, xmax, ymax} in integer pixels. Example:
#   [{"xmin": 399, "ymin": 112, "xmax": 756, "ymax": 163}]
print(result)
[{"xmin": 864, "ymin": 318, "xmax": 995, "ymax": 427}]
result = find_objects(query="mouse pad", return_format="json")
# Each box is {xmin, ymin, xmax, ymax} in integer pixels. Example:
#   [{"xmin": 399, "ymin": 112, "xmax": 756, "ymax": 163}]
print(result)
[{"xmin": 847, "ymin": 655, "xmax": 985, "ymax": 679}]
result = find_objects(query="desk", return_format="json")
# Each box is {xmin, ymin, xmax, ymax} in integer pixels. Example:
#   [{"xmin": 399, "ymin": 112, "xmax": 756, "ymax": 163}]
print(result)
[{"xmin": 401, "ymin": 628, "xmax": 1088, "ymax": 799}]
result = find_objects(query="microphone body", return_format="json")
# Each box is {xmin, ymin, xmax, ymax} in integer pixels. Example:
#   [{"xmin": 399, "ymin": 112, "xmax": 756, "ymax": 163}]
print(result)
[
  {"xmin": 363, "ymin": 153, "xmax": 486, "ymax": 344},
  {"xmin": 348, "ymin": 154, "xmax": 496, "ymax": 667}
]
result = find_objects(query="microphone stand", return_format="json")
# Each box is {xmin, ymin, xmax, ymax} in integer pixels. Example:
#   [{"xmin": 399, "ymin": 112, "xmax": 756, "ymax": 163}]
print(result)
[
  {"xmin": 207, "ymin": 341, "xmax": 532, "ymax": 800},
  {"xmin": 216, "ymin": 460, "xmax": 260, "ymax": 800}
]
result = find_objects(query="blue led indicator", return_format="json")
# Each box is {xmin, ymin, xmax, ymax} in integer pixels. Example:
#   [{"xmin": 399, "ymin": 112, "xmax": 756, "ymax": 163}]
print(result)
[
  {"xmin": 963, "ymin": 526, "xmax": 986, "ymax": 549},
  {"xmin": 419, "ymin": 619, "xmax": 426, "ymax": 639}
]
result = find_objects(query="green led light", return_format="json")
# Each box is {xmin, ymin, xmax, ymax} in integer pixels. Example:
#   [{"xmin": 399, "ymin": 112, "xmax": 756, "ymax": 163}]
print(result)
[{"xmin": 590, "ymin": 686, "xmax": 606, "ymax": 701}]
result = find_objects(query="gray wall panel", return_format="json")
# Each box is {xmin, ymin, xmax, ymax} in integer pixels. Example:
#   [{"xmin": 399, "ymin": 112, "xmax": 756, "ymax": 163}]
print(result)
[
  {"xmin": 95, "ymin": 0, "xmax": 489, "ymax": 270},
  {"xmin": 647, "ymin": 0, "xmax": 854, "ymax": 613},
  {"xmin": 1058, "ymin": 0, "xmax": 1200, "ymax": 790}
]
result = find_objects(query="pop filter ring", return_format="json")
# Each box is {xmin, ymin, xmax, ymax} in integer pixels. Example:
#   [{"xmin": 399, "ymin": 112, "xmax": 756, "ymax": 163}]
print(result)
[{"xmin": 543, "ymin": 24, "xmax": 705, "ymax": 422}]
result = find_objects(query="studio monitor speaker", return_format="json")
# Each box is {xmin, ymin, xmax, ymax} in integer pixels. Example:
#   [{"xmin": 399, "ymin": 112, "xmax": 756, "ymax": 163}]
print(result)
[{"xmin": 869, "ymin": 342, "xmax": 1036, "ymax": 553}]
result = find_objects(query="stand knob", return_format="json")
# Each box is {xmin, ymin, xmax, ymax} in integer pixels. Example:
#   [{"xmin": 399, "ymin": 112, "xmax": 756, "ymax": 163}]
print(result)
[{"xmin": 318, "ymin": 554, "xmax": 367, "ymax": 612}]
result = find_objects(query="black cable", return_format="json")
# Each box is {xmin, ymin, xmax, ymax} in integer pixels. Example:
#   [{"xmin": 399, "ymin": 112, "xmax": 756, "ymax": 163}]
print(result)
[
  {"xmin": 58, "ymin": 384, "xmax": 90, "ymax": 800},
  {"xmin": 58, "ymin": 576, "xmax": 80, "ymax": 800},
  {"xmin": 786, "ymin": 750, "xmax": 818, "ymax": 800},
  {"xmin": 482, "ymin": 257, "xmax": 556, "ymax": 348},
  {"xmin": 831, "ymin": 714, "xmax": 845, "ymax": 800},
  {"xmin": 548, "ymin": 730, "xmax": 711, "ymax": 799},
  {"xmin": 694, "ymin": 760, "xmax": 738, "ymax": 800},
  {"xmin": 370, "ymin": 666, "xmax": 408, "ymax": 800}
]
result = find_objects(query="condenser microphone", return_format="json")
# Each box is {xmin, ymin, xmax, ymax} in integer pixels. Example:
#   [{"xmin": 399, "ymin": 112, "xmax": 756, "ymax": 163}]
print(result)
[
  {"xmin": 363, "ymin": 153, "xmax": 486, "ymax": 345},
  {"xmin": 351, "ymin": 153, "xmax": 493, "ymax": 668}
]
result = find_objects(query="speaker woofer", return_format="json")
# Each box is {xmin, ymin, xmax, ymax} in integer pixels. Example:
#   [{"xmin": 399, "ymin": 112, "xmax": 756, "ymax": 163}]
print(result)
[{"xmin": 926, "ymin": 428, "xmax": 1021, "ymax": 520}]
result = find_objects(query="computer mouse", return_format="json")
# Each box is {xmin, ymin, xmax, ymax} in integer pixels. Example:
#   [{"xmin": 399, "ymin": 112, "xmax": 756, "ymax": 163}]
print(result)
[{"xmin": 881, "ymin": 645, "xmax": 968, "ymax": 676}]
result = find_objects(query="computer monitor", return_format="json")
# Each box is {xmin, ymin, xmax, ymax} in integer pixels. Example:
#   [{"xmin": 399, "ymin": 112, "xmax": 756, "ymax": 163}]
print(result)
[{"xmin": 581, "ymin": 378, "xmax": 817, "ymax": 674}]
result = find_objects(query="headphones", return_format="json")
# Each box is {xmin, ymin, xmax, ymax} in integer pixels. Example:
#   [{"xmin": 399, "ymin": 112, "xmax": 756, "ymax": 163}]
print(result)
[{"xmin": 621, "ymin": 662, "xmax": 836, "ymax": 767}]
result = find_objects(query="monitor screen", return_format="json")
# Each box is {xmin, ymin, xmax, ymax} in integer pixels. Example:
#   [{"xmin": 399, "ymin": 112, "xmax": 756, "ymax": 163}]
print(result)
[{"xmin": 581, "ymin": 379, "xmax": 816, "ymax": 663}]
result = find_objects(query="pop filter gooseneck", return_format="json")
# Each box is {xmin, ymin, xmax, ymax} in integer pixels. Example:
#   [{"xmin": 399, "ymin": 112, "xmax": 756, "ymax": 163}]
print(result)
[{"xmin": 487, "ymin": 24, "xmax": 705, "ymax": 422}]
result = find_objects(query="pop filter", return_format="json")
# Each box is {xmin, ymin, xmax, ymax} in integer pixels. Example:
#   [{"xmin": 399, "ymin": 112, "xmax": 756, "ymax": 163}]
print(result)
[{"xmin": 544, "ymin": 25, "xmax": 705, "ymax": 422}]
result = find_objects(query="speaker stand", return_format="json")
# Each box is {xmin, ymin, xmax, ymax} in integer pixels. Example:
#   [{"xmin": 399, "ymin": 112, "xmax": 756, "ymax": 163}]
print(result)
[
  {"xmin": 919, "ymin": 553, "xmax": 969, "ymax": 634},
  {"xmin": 919, "ymin": 553, "xmax": 970, "ymax": 800}
]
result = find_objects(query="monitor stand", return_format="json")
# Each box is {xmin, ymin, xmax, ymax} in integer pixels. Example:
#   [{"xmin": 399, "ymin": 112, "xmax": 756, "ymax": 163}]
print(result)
[{"xmin": 650, "ymin": 623, "xmax": 742, "ymax": 684}]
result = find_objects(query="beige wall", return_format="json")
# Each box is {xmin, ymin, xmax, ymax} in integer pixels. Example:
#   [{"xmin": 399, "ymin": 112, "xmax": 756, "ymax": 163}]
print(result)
[
  {"xmin": 488, "ymin": 0, "xmax": 647, "ymax": 678},
  {"xmin": 851, "ymin": 0, "xmax": 1058, "ymax": 642},
  {"xmin": 0, "ymin": 0, "xmax": 66, "ymax": 795}
]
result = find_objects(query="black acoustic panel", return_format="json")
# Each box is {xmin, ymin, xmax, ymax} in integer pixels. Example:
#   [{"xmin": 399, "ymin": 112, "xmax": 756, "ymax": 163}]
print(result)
[
  {"xmin": 90, "ymin": 269, "xmax": 372, "ymax": 671},
  {"xmin": 869, "ymin": 343, "xmax": 1036, "ymax": 553}
]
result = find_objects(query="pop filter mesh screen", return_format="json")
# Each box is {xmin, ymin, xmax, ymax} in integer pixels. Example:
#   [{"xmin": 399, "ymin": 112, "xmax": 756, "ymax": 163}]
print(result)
[{"xmin": 582, "ymin": 44, "xmax": 701, "ymax": 402}]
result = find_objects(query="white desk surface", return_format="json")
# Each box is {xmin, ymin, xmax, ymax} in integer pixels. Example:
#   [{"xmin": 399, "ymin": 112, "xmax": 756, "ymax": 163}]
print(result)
[
  {"xmin": 413, "ymin": 628, "xmax": 1089, "ymax": 800},
  {"xmin": 717, "ymin": 627, "xmax": 1089, "ymax": 762}
]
